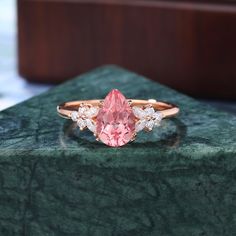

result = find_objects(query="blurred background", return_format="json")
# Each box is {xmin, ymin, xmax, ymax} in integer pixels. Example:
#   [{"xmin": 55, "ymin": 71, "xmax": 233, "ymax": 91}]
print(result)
[
  {"xmin": 0, "ymin": 0, "xmax": 51, "ymax": 110},
  {"xmin": 0, "ymin": 0, "xmax": 236, "ymax": 113}
]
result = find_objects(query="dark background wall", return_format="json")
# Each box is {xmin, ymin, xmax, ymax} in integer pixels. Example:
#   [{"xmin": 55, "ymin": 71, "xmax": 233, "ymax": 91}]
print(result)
[{"xmin": 18, "ymin": 0, "xmax": 236, "ymax": 99}]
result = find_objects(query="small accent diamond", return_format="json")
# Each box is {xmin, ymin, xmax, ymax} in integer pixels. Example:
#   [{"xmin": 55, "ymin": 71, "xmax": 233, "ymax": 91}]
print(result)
[
  {"xmin": 144, "ymin": 107, "xmax": 155, "ymax": 117},
  {"xmin": 77, "ymin": 118, "xmax": 87, "ymax": 130},
  {"xmin": 153, "ymin": 112, "xmax": 162, "ymax": 121},
  {"xmin": 133, "ymin": 106, "xmax": 146, "ymax": 119},
  {"xmin": 133, "ymin": 105, "xmax": 163, "ymax": 132},
  {"xmin": 146, "ymin": 120, "xmax": 155, "ymax": 131},
  {"xmin": 86, "ymin": 119, "xmax": 96, "ymax": 133},
  {"xmin": 70, "ymin": 104, "xmax": 100, "ymax": 133},
  {"xmin": 153, "ymin": 112, "xmax": 162, "ymax": 126},
  {"xmin": 135, "ymin": 120, "xmax": 147, "ymax": 132},
  {"xmin": 78, "ymin": 106, "xmax": 87, "ymax": 115},
  {"xmin": 71, "ymin": 111, "xmax": 78, "ymax": 121},
  {"xmin": 85, "ymin": 107, "xmax": 99, "ymax": 118}
]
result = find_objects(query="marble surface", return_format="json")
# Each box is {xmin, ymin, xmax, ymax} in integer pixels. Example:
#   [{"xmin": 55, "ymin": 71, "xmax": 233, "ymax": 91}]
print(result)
[{"xmin": 0, "ymin": 66, "xmax": 236, "ymax": 235}]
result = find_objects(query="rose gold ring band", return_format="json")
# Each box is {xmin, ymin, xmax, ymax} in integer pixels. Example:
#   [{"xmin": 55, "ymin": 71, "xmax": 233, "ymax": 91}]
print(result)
[
  {"xmin": 57, "ymin": 88, "xmax": 180, "ymax": 147},
  {"xmin": 57, "ymin": 99, "xmax": 179, "ymax": 119}
]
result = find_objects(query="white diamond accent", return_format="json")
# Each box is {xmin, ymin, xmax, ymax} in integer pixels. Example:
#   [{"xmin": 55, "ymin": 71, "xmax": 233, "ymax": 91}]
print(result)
[
  {"xmin": 71, "ymin": 111, "xmax": 78, "ymax": 121},
  {"xmin": 153, "ymin": 112, "xmax": 162, "ymax": 126},
  {"xmin": 85, "ymin": 107, "xmax": 99, "ymax": 118},
  {"xmin": 70, "ymin": 104, "xmax": 99, "ymax": 133},
  {"xmin": 86, "ymin": 119, "xmax": 96, "ymax": 133},
  {"xmin": 135, "ymin": 120, "xmax": 147, "ymax": 132},
  {"xmin": 77, "ymin": 118, "xmax": 87, "ymax": 130},
  {"xmin": 144, "ymin": 107, "xmax": 155, "ymax": 116},
  {"xmin": 133, "ymin": 105, "xmax": 163, "ymax": 132},
  {"xmin": 153, "ymin": 112, "xmax": 162, "ymax": 121},
  {"xmin": 78, "ymin": 106, "xmax": 87, "ymax": 115},
  {"xmin": 133, "ymin": 106, "xmax": 146, "ymax": 119},
  {"xmin": 146, "ymin": 120, "xmax": 155, "ymax": 131}
]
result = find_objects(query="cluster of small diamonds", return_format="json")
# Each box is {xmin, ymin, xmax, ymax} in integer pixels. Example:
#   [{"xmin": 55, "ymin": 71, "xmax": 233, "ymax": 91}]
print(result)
[
  {"xmin": 70, "ymin": 104, "xmax": 99, "ymax": 133},
  {"xmin": 132, "ymin": 106, "xmax": 163, "ymax": 132},
  {"xmin": 70, "ymin": 104, "xmax": 162, "ymax": 134}
]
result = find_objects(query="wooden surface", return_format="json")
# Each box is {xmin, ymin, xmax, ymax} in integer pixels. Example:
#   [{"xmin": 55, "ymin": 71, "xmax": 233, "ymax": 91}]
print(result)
[{"xmin": 18, "ymin": 0, "xmax": 236, "ymax": 99}]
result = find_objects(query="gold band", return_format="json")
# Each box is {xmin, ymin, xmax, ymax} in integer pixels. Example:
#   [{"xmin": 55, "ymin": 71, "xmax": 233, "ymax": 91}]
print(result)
[{"xmin": 57, "ymin": 99, "xmax": 179, "ymax": 119}]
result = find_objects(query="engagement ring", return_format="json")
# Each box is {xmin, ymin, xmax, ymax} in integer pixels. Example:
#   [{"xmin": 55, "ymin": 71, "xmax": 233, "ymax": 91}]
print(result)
[{"xmin": 57, "ymin": 89, "xmax": 179, "ymax": 147}]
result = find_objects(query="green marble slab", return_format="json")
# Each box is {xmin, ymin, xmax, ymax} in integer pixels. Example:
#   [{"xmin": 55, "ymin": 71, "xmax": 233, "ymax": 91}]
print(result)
[{"xmin": 0, "ymin": 66, "xmax": 236, "ymax": 236}]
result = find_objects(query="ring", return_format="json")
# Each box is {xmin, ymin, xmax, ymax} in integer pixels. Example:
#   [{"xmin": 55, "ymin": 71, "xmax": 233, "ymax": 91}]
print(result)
[{"xmin": 57, "ymin": 89, "xmax": 179, "ymax": 147}]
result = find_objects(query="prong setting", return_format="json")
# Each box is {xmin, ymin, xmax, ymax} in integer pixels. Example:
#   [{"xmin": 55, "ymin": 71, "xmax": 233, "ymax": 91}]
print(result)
[{"xmin": 130, "ymin": 133, "xmax": 137, "ymax": 142}]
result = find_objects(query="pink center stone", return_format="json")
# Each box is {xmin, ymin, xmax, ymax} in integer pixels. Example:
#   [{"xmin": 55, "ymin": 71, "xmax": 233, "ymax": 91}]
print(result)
[{"xmin": 96, "ymin": 89, "xmax": 136, "ymax": 147}]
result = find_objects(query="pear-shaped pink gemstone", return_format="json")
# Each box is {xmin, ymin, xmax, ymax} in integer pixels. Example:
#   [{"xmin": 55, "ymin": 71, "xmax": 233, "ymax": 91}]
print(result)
[{"xmin": 96, "ymin": 89, "xmax": 136, "ymax": 147}]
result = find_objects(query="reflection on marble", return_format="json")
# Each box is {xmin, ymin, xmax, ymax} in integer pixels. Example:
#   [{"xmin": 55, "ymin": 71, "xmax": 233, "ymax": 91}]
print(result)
[
  {"xmin": 60, "ymin": 118, "xmax": 187, "ymax": 149},
  {"xmin": 0, "ymin": 66, "xmax": 236, "ymax": 235}
]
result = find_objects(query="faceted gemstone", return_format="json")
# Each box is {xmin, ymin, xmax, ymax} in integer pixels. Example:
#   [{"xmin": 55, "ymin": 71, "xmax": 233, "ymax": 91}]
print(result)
[
  {"xmin": 96, "ymin": 89, "xmax": 136, "ymax": 147},
  {"xmin": 71, "ymin": 111, "xmax": 78, "ymax": 121},
  {"xmin": 132, "ymin": 106, "xmax": 146, "ymax": 119},
  {"xmin": 135, "ymin": 119, "xmax": 147, "ymax": 132},
  {"xmin": 85, "ymin": 107, "xmax": 99, "ymax": 118},
  {"xmin": 86, "ymin": 119, "xmax": 96, "ymax": 133},
  {"xmin": 77, "ymin": 119, "xmax": 87, "ymax": 130},
  {"xmin": 132, "ymin": 105, "xmax": 163, "ymax": 132},
  {"xmin": 145, "ymin": 120, "xmax": 155, "ymax": 131}
]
